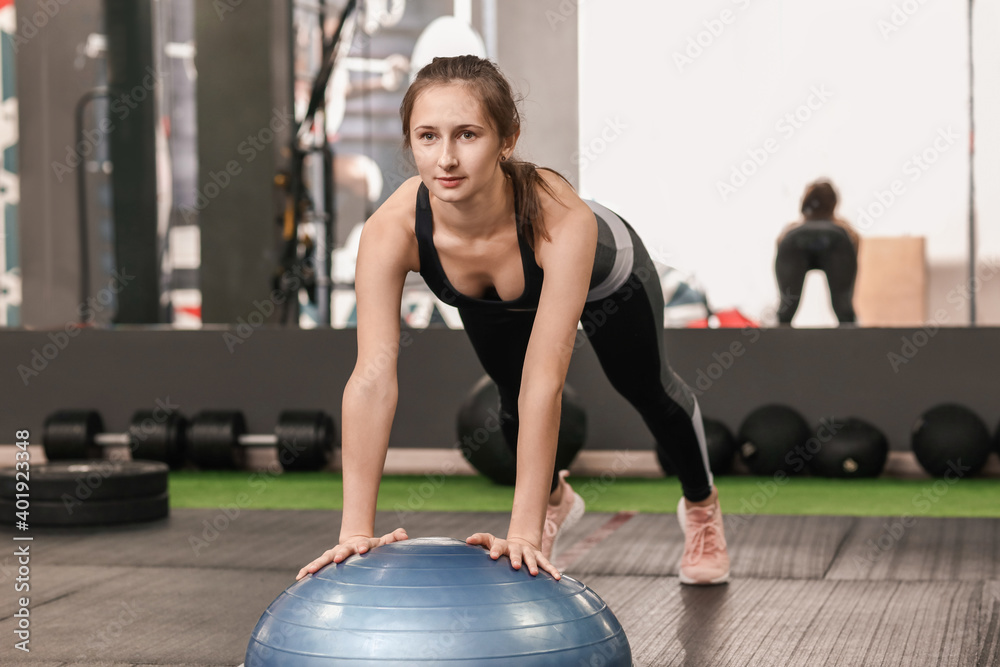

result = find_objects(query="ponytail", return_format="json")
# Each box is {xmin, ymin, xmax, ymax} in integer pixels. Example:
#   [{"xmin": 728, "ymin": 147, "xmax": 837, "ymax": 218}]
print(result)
[{"xmin": 500, "ymin": 159, "xmax": 572, "ymax": 251}]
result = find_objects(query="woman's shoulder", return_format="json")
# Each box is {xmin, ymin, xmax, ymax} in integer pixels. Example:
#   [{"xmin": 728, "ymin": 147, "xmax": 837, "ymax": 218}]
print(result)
[
  {"xmin": 359, "ymin": 177, "xmax": 421, "ymax": 271},
  {"xmin": 535, "ymin": 167, "xmax": 575, "ymax": 199},
  {"xmin": 371, "ymin": 175, "xmax": 422, "ymax": 225},
  {"xmin": 363, "ymin": 176, "xmax": 422, "ymax": 241},
  {"xmin": 533, "ymin": 168, "xmax": 587, "ymax": 226},
  {"xmin": 529, "ymin": 167, "xmax": 597, "ymax": 271}
]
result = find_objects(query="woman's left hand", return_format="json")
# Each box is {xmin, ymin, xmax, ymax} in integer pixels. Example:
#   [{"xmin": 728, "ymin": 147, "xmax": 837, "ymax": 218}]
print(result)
[{"xmin": 466, "ymin": 533, "xmax": 561, "ymax": 580}]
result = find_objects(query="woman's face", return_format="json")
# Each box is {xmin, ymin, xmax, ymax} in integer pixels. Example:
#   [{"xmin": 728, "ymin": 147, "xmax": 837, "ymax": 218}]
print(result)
[{"xmin": 409, "ymin": 83, "xmax": 507, "ymax": 204}]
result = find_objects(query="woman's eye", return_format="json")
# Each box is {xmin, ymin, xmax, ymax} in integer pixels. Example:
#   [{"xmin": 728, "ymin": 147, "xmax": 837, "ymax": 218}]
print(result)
[
  {"xmin": 421, "ymin": 133, "xmax": 435, "ymax": 141},
  {"xmin": 461, "ymin": 131, "xmax": 475, "ymax": 139}
]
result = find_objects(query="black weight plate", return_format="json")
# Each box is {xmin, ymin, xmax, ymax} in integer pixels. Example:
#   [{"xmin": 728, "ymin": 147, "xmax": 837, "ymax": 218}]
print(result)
[
  {"xmin": 0, "ymin": 460, "xmax": 168, "ymax": 502},
  {"xmin": 43, "ymin": 410, "xmax": 103, "ymax": 460},
  {"xmin": 1, "ymin": 491, "xmax": 168, "ymax": 526},
  {"xmin": 275, "ymin": 411, "xmax": 336, "ymax": 472},
  {"xmin": 129, "ymin": 410, "xmax": 188, "ymax": 469},
  {"xmin": 188, "ymin": 411, "xmax": 245, "ymax": 469}
]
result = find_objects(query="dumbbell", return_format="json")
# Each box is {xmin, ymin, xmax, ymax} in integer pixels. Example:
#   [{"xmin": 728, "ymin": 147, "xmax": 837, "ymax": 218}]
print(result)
[
  {"xmin": 43, "ymin": 410, "xmax": 187, "ymax": 469},
  {"xmin": 187, "ymin": 410, "xmax": 337, "ymax": 472}
]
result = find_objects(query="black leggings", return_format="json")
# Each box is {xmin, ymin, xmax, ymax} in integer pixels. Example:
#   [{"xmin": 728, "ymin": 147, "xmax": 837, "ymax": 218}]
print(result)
[
  {"xmin": 458, "ymin": 224, "xmax": 713, "ymax": 502},
  {"xmin": 775, "ymin": 224, "xmax": 858, "ymax": 324}
]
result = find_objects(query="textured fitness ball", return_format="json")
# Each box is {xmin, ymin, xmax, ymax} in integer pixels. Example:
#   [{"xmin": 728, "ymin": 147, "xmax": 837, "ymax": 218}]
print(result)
[
  {"xmin": 911, "ymin": 404, "xmax": 991, "ymax": 477},
  {"xmin": 657, "ymin": 417, "xmax": 736, "ymax": 476},
  {"xmin": 457, "ymin": 376, "xmax": 587, "ymax": 485},
  {"xmin": 738, "ymin": 404, "xmax": 811, "ymax": 476},
  {"xmin": 245, "ymin": 537, "xmax": 632, "ymax": 666},
  {"xmin": 807, "ymin": 417, "xmax": 889, "ymax": 478}
]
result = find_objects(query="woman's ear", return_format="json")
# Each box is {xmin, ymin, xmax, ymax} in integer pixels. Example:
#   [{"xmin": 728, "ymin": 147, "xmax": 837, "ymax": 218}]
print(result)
[{"xmin": 502, "ymin": 129, "xmax": 520, "ymax": 157}]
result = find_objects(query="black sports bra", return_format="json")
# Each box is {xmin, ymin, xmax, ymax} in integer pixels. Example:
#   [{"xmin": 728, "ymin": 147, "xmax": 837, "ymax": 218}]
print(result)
[{"xmin": 414, "ymin": 181, "xmax": 545, "ymax": 311}]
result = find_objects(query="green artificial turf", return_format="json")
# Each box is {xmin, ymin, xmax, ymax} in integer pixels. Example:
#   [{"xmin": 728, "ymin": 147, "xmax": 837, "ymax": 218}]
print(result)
[{"xmin": 168, "ymin": 471, "xmax": 1000, "ymax": 518}]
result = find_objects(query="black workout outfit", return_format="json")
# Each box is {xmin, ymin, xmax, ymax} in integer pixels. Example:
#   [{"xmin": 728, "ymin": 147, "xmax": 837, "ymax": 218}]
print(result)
[
  {"xmin": 414, "ymin": 182, "xmax": 713, "ymax": 502},
  {"xmin": 774, "ymin": 220, "xmax": 858, "ymax": 324}
]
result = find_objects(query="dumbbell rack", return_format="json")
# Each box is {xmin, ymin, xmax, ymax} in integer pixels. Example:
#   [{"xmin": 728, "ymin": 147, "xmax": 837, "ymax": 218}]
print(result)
[{"xmin": 42, "ymin": 409, "xmax": 338, "ymax": 472}]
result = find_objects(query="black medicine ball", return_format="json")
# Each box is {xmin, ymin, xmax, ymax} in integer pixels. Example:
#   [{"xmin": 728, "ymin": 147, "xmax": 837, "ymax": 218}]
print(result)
[
  {"xmin": 456, "ymin": 376, "xmax": 587, "ymax": 486},
  {"xmin": 911, "ymin": 404, "xmax": 991, "ymax": 478},
  {"xmin": 807, "ymin": 417, "xmax": 888, "ymax": 478},
  {"xmin": 737, "ymin": 404, "xmax": 811, "ymax": 476}
]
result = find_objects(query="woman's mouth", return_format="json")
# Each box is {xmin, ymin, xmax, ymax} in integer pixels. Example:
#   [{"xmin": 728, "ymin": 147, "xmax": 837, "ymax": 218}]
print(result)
[{"xmin": 437, "ymin": 177, "xmax": 464, "ymax": 188}]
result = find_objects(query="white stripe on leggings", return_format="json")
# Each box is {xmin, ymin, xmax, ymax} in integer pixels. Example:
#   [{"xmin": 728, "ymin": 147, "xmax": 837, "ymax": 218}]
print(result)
[{"xmin": 691, "ymin": 399, "xmax": 715, "ymax": 489}]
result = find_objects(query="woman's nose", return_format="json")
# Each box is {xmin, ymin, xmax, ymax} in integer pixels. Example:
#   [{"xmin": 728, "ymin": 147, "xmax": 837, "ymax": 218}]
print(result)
[{"xmin": 438, "ymin": 142, "xmax": 458, "ymax": 168}]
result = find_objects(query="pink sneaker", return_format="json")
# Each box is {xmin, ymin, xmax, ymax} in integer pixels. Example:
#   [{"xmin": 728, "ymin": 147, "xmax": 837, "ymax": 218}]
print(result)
[
  {"xmin": 541, "ymin": 470, "xmax": 585, "ymax": 560},
  {"xmin": 676, "ymin": 489, "xmax": 730, "ymax": 585}
]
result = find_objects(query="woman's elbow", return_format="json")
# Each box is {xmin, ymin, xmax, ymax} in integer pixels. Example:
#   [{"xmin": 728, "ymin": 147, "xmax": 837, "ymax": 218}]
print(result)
[
  {"xmin": 518, "ymin": 379, "xmax": 564, "ymax": 412},
  {"xmin": 345, "ymin": 372, "xmax": 397, "ymax": 403}
]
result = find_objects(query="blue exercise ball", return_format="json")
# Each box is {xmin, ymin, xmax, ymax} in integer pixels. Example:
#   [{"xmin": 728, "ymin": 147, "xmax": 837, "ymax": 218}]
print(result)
[{"xmin": 245, "ymin": 537, "xmax": 632, "ymax": 666}]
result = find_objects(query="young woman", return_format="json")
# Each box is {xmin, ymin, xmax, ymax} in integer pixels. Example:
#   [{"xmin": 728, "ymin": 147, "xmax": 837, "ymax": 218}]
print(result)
[
  {"xmin": 297, "ymin": 55, "xmax": 730, "ymax": 585},
  {"xmin": 775, "ymin": 179, "xmax": 860, "ymax": 325}
]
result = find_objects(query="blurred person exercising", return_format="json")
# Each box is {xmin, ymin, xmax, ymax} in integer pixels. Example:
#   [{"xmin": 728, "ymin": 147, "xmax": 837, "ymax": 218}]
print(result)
[{"xmin": 775, "ymin": 179, "xmax": 860, "ymax": 325}]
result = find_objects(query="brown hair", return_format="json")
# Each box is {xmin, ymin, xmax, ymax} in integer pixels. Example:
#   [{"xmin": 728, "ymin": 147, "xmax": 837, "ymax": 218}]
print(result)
[
  {"xmin": 400, "ymin": 55, "xmax": 569, "ymax": 249},
  {"xmin": 801, "ymin": 179, "xmax": 838, "ymax": 219},
  {"xmin": 801, "ymin": 178, "xmax": 859, "ymax": 249}
]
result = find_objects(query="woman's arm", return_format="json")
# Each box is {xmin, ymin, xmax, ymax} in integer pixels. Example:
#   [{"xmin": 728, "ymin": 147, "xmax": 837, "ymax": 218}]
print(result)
[
  {"xmin": 468, "ymin": 172, "xmax": 598, "ymax": 577},
  {"xmin": 339, "ymin": 210, "xmax": 411, "ymax": 538},
  {"xmin": 298, "ymin": 190, "xmax": 417, "ymax": 579}
]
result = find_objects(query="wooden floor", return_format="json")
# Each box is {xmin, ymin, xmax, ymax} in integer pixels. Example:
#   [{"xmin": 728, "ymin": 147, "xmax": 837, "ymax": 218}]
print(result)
[{"xmin": 1, "ymin": 507, "xmax": 998, "ymax": 666}]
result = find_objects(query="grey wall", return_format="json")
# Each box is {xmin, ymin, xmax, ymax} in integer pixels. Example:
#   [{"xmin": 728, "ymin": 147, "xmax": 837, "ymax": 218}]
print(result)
[
  {"xmin": 3, "ymin": 327, "xmax": 998, "ymax": 452},
  {"xmin": 494, "ymin": 0, "xmax": 579, "ymax": 189},
  {"xmin": 16, "ymin": 0, "xmax": 109, "ymax": 328}
]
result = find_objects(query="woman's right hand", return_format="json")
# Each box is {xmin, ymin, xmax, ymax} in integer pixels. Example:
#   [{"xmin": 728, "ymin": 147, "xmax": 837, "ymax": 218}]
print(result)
[{"xmin": 296, "ymin": 528, "xmax": 408, "ymax": 581}]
